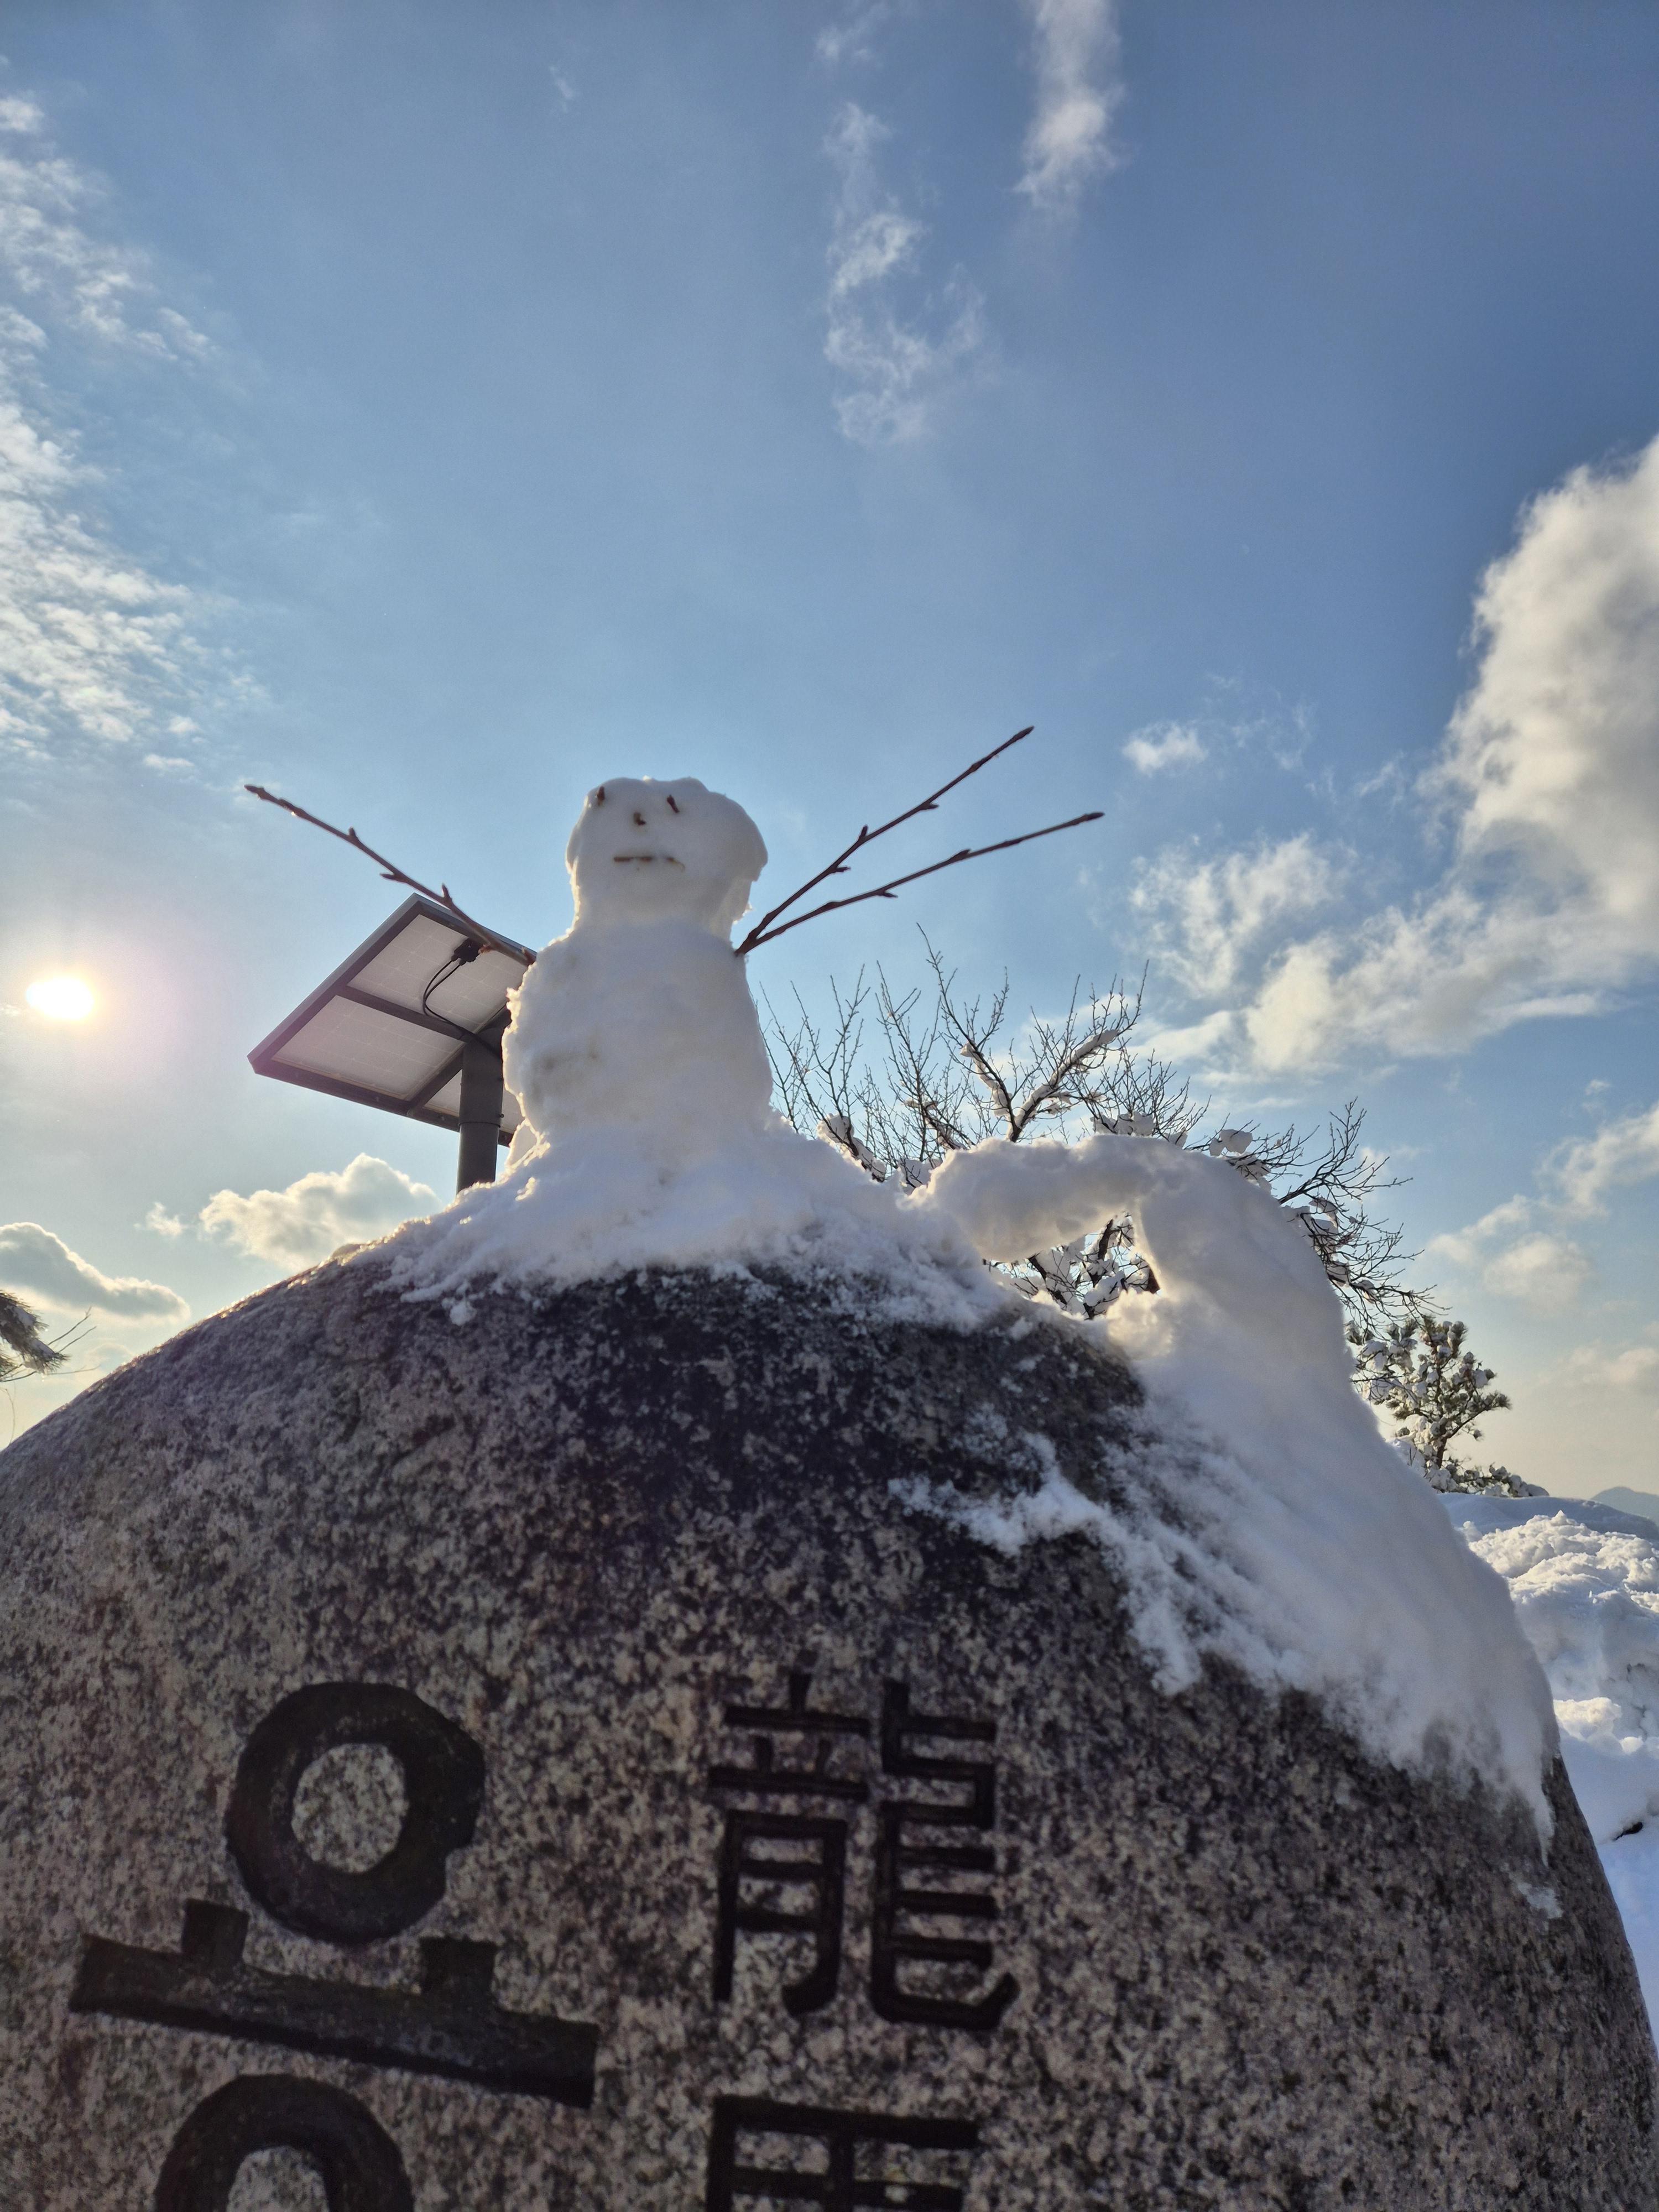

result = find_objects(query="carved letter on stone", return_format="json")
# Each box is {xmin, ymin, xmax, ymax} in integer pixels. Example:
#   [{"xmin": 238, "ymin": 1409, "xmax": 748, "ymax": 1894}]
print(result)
[
  {"xmin": 706, "ymin": 1672, "xmax": 1018, "ymax": 2032},
  {"xmin": 152, "ymin": 2074, "xmax": 413, "ymax": 2212},
  {"xmin": 713, "ymin": 1812, "xmax": 848, "ymax": 2017},
  {"xmin": 225, "ymin": 1681, "xmax": 486, "ymax": 1944},
  {"xmin": 70, "ymin": 1677, "xmax": 601, "ymax": 2205},
  {"xmin": 708, "ymin": 1672, "xmax": 869, "ymax": 2014},
  {"xmin": 705, "ymin": 2096, "xmax": 979, "ymax": 2212},
  {"xmin": 71, "ymin": 1901, "xmax": 598, "ymax": 2104},
  {"xmin": 869, "ymin": 1683, "xmax": 1018, "ymax": 2030}
]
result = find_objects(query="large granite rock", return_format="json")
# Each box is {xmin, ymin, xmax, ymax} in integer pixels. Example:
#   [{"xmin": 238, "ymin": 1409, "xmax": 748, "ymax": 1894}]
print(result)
[{"xmin": 0, "ymin": 1260, "xmax": 1651, "ymax": 2208}]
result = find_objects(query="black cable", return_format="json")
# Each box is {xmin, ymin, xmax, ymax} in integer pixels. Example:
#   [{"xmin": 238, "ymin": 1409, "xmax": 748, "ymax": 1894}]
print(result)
[{"xmin": 421, "ymin": 939, "xmax": 489, "ymax": 1042}]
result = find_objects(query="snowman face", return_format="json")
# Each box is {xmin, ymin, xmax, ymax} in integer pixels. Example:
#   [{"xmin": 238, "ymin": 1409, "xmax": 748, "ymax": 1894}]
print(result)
[{"xmin": 566, "ymin": 777, "xmax": 769, "ymax": 937}]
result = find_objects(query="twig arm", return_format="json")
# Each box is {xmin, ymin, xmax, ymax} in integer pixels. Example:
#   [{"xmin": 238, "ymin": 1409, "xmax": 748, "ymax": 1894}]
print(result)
[
  {"xmin": 735, "ymin": 725, "xmax": 1034, "ymax": 952},
  {"xmin": 243, "ymin": 786, "xmax": 534, "ymax": 964},
  {"xmin": 741, "ymin": 811, "xmax": 1103, "ymax": 953}
]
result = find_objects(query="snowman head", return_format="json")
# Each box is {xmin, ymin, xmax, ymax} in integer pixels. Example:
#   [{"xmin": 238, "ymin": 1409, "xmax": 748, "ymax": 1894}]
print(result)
[{"xmin": 566, "ymin": 776, "xmax": 769, "ymax": 938}]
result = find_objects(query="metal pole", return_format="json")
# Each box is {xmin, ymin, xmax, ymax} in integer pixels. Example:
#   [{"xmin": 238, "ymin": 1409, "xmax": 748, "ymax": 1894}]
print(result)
[{"xmin": 456, "ymin": 1031, "xmax": 505, "ymax": 1193}]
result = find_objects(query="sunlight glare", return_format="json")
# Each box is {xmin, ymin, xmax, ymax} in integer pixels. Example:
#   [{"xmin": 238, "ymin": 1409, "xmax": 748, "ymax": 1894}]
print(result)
[{"xmin": 24, "ymin": 977, "xmax": 95, "ymax": 1021}]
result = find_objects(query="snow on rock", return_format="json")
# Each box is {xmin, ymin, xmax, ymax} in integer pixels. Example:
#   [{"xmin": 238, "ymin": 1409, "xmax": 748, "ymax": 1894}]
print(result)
[
  {"xmin": 916, "ymin": 1134, "xmax": 1556, "ymax": 1830},
  {"xmin": 379, "ymin": 775, "xmax": 1555, "ymax": 1829},
  {"xmin": 387, "ymin": 776, "xmax": 1003, "ymax": 1315},
  {"xmin": 1447, "ymin": 1493, "xmax": 1659, "ymax": 2015}
]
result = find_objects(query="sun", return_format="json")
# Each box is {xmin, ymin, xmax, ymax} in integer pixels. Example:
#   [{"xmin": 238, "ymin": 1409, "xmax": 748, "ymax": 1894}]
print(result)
[{"xmin": 24, "ymin": 977, "xmax": 95, "ymax": 1021}]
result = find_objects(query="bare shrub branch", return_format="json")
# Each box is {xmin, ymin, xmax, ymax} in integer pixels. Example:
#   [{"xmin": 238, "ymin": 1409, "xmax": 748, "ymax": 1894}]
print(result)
[{"xmin": 765, "ymin": 939, "xmax": 1423, "ymax": 1332}]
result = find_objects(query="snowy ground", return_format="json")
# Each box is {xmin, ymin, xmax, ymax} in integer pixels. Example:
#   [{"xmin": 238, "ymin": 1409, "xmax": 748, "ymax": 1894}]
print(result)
[{"xmin": 1446, "ymin": 1493, "xmax": 1659, "ymax": 2022}]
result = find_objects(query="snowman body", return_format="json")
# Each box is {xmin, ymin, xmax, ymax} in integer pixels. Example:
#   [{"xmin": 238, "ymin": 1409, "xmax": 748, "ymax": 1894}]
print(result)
[{"xmin": 504, "ymin": 777, "xmax": 773, "ymax": 1160}]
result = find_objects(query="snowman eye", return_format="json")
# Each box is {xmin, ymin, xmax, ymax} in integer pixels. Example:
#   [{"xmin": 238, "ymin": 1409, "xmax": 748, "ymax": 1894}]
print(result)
[
  {"xmin": 666, "ymin": 794, "xmax": 680, "ymax": 813},
  {"xmin": 593, "ymin": 786, "xmax": 606, "ymax": 806}
]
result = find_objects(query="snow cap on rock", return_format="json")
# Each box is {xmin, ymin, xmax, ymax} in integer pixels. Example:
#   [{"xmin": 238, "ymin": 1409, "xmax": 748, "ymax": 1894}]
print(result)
[{"xmin": 567, "ymin": 776, "xmax": 768, "ymax": 937}]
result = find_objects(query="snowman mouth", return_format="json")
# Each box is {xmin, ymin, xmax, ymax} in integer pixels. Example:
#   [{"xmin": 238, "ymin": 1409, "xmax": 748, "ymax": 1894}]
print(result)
[{"xmin": 612, "ymin": 852, "xmax": 685, "ymax": 868}]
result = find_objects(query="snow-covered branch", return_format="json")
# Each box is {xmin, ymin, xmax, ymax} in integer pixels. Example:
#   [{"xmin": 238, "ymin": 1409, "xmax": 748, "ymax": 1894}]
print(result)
[{"xmin": 765, "ymin": 943, "xmax": 1422, "ymax": 1330}]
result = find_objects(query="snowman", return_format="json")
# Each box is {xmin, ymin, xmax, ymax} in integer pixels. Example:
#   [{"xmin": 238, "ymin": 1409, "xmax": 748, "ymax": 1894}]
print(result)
[{"xmin": 504, "ymin": 776, "xmax": 774, "ymax": 1170}]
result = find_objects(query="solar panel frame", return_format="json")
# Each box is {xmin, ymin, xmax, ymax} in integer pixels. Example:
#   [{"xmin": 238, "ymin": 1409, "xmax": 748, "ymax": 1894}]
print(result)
[{"xmin": 248, "ymin": 895, "xmax": 535, "ymax": 1142}]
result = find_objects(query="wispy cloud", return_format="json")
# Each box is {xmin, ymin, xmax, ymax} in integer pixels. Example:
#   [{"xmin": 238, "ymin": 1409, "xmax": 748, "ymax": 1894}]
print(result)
[
  {"xmin": 1122, "ymin": 720, "xmax": 1206, "ymax": 774},
  {"xmin": 816, "ymin": 3, "xmax": 894, "ymax": 69},
  {"xmin": 200, "ymin": 1154, "xmax": 436, "ymax": 1269},
  {"xmin": 1016, "ymin": 0, "xmax": 1125, "ymax": 215},
  {"xmin": 0, "ymin": 92, "xmax": 217, "ymax": 760},
  {"xmin": 0, "ymin": 97, "xmax": 210, "ymax": 358},
  {"xmin": 1425, "ymin": 1198, "xmax": 1593, "ymax": 1312},
  {"xmin": 0, "ymin": 1220, "xmax": 189, "ymax": 1321},
  {"xmin": 1547, "ymin": 1100, "xmax": 1659, "ymax": 1217},
  {"xmin": 1566, "ymin": 1340, "xmax": 1659, "ymax": 1397},
  {"xmin": 823, "ymin": 102, "xmax": 984, "ymax": 446},
  {"xmin": 1130, "ymin": 436, "xmax": 1659, "ymax": 1074},
  {"xmin": 1132, "ymin": 832, "xmax": 1342, "ymax": 1000}
]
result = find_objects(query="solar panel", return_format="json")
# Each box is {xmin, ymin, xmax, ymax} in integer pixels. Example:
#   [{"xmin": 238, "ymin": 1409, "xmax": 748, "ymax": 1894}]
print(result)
[{"xmin": 248, "ymin": 897, "xmax": 536, "ymax": 1161}]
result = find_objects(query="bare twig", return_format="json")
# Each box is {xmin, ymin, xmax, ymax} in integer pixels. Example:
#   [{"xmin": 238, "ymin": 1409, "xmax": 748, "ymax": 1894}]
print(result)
[
  {"xmin": 734, "ymin": 726, "xmax": 1057, "ymax": 955},
  {"xmin": 765, "ymin": 949, "xmax": 1421, "ymax": 1331},
  {"xmin": 738, "ymin": 812, "xmax": 1103, "ymax": 955},
  {"xmin": 243, "ymin": 786, "xmax": 533, "ymax": 964},
  {"xmin": 249, "ymin": 735, "xmax": 1100, "ymax": 969}
]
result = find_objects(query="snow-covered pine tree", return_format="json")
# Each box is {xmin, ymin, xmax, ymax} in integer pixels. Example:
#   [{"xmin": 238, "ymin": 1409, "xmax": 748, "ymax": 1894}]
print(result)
[
  {"xmin": 0, "ymin": 1291, "xmax": 66, "ymax": 1385},
  {"xmin": 764, "ymin": 942, "xmax": 1420, "ymax": 1334},
  {"xmin": 1349, "ymin": 1316, "xmax": 1541, "ymax": 1496}
]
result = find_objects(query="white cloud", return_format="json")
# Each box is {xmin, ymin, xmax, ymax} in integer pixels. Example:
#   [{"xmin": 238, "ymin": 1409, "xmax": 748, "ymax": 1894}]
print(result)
[
  {"xmin": 823, "ymin": 103, "xmax": 984, "ymax": 447},
  {"xmin": 0, "ymin": 1220, "xmax": 189, "ymax": 1320},
  {"xmin": 1140, "ymin": 1006, "xmax": 1236, "ymax": 1067},
  {"xmin": 142, "ymin": 1202, "xmax": 185, "ymax": 1238},
  {"xmin": 1548, "ymin": 1100, "xmax": 1659, "ymax": 1217},
  {"xmin": 1133, "ymin": 437, "xmax": 1659, "ymax": 1073},
  {"xmin": 0, "ymin": 103, "xmax": 210, "ymax": 358},
  {"xmin": 1122, "ymin": 721, "xmax": 1206, "ymax": 775},
  {"xmin": 1566, "ymin": 1343, "xmax": 1659, "ymax": 1397},
  {"xmin": 1425, "ymin": 1198, "xmax": 1593, "ymax": 1311},
  {"xmin": 0, "ymin": 377, "xmax": 199, "ymax": 750},
  {"xmin": 1016, "ymin": 0, "xmax": 1125, "ymax": 215},
  {"xmin": 816, "ymin": 3, "xmax": 893, "ymax": 67},
  {"xmin": 0, "ymin": 91, "xmax": 213, "ymax": 756},
  {"xmin": 1423, "ymin": 1195, "xmax": 1531, "ymax": 1270},
  {"xmin": 200, "ymin": 1154, "xmax": 437, "ymax": 1269},
  {"xmin": 1437, "ymin": 447, "xmax": 1659, "ymax": 933},
  {"xmin": 1483, "ymin": 1233, "xmax": 1593, "ymax": 1308},
  {"xmin": 1132, "ymin": 833, "xmax": 1340, "ymax": 999}
]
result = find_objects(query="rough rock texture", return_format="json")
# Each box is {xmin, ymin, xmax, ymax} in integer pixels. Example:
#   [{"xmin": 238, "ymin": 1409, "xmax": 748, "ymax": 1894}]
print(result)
[{"xmin": 0, "ymin": 1260, "xmax": 1652, "ymax": 2210}]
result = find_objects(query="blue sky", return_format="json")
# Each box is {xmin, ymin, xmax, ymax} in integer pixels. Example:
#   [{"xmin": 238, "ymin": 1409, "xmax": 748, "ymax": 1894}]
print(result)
[{"xmin": 3, "ymin": 0, "xmax": 1657, "ymax": 1490}]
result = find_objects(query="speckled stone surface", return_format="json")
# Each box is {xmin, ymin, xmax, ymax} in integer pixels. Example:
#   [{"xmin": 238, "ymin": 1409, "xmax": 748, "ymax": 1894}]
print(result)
[{"xmin": 0, "ymin": 1260, "xmax": 1652, "ymax": 2209}]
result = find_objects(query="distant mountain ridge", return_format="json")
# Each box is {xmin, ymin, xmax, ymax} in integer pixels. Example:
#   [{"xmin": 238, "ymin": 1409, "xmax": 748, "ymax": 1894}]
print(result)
[{"xmin": 1593, "ymin": 1486, "xmax": 1659, "ymax": 1533}]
